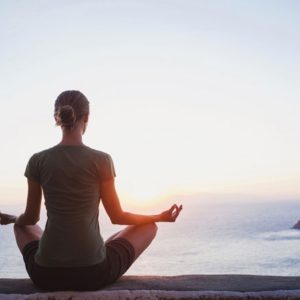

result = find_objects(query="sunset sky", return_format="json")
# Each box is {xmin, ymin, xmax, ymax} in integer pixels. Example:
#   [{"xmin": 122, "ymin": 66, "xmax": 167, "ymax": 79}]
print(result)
[{"xmin": 1, "ymin": 0, "xmax": 300, "ymax": 206}]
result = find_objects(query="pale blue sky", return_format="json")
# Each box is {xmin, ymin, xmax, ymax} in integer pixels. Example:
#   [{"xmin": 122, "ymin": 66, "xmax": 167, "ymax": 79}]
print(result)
[{"xmin": 1, "ymin": 0, "xmax": 300, "ymax": 205}]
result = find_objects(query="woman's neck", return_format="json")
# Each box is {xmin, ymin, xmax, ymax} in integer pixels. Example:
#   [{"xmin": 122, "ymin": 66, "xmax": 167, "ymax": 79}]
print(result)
[{"xmin": 59, "ymin": 128, "xmax": 84, "ymax": 146}]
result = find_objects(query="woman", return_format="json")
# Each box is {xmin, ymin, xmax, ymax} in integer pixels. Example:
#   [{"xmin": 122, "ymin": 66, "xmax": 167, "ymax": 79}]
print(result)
[{"xmin": 0, "ymin": 90, "xmax": 182, "ymax": 291}]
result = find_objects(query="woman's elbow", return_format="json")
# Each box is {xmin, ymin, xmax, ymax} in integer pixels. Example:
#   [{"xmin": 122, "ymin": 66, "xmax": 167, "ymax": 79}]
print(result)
[
  {"xmin": 107, "ymin": 209, "xmax": 125, "ymax": 225},
  {"xmin": 25, "ymin": 213, "xmax": 40, "ymax": 225},
  {"xmin": 110, "ymin": 213, "xmax": 126, "ymax": 225},
  {"xmin": 23, "ymin": 216, "xmax": 40, "ymax": 226},
  {"xmin": 29, "ymin": 217, "xmax": 40, "ymax": 225},
  {"xmin": 110, "ymin": 217, "xmax": 124, "ymax": 225}
]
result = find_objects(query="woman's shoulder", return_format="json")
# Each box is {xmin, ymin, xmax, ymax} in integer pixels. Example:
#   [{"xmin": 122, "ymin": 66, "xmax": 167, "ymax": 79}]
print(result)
[
  {"xmin": 25, "ymin": 147, "xmax": 58, "ymax": 169},
  {"xmin": 28, "ymin": 145, "xmax": 113, "ymax": 163},
  {"xmin": 83, "ymin": 145, "xmax": 113, "ymax": 160},
  {"xmin": 27, "ymin": 146, "xmax": 55, "ymax": 160}
]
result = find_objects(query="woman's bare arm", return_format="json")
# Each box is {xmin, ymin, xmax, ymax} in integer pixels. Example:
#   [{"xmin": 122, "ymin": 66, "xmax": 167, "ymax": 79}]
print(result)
[
  {"xmin": 0, "ymin": 179, "xmax": 42, "ymax": 226},
  {"xmin": 100, "ymin": 179, "xmax": 182, "ymax": 225},
  {"xmin": 16, "ymin": 179, "xmax": 42, "ymax": 225}
]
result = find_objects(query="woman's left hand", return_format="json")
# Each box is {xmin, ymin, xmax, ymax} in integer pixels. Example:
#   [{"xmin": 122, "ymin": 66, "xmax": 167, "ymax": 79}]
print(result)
[
  {"xmin": 158, "ymin": 204, "xmax": 183, "ymax": 222},
  {"xmin": 0, "ymin": 212, "xmax": 17, "ymax": 225}
]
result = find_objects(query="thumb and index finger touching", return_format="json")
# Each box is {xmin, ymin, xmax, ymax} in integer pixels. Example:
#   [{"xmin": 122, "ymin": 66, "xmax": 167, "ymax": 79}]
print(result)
[
  {"xmin": 169, "ymin": 204, "xmax": 183, "ymax": 221},
  {"xmin": 0, "ymin": 211, "xmax": 17, "ymax": 225}
]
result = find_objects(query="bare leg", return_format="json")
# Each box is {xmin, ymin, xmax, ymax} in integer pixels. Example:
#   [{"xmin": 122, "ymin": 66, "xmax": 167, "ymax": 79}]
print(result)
[
  {"xmin": 14, "ymin": 224, "xmax": 43, "ymax": 252},
  {"xmin": 105, "ymin": 230, "xmax": 122, "ymax": 244},
  {"xmin": 105, "ymin": 223, "xmax": 158, "ymax": 260}
]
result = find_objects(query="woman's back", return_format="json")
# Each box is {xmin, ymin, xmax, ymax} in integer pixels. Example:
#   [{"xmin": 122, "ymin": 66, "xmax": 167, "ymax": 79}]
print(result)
[
  {"xmin": 0, "ymin": 90, "xmax": 182, "ymax": 291},
  {"xmin": 25, "ymin": 144, "xmax": 115, "ymax": 267}
]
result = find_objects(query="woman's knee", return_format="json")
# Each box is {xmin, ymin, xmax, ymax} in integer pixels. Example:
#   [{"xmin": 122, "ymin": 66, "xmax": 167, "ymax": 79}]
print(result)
[
  {"xmin": 133, "ymin": 222, "xmax": 158, "ymax": 239},
  {"xmin": 13, "ymin": 223, "xmax": 25, "ymax": 235},
  {"xmin": 14, "ymin": 223, "xmax": 36, "ymax": 235},
  {"xmin": 150, "ymin": 222, "xmax": 158, "ymax": 232},
  {"xmin": 13, "ymin": 224, "xmax": 43, "ymax": 251},
  {"xmin": 146, "ymin": 222, "xmax": 158, "ymax": 239},
  {"xmin": 108, "ymin": 223, "xmax": 158, "ymax": 261}
]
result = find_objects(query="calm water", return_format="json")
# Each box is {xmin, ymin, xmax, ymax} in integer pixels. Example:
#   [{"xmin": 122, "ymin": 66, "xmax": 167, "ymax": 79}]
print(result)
[{"xmin": 1, "ymin": 198, "xmax": 300, "ymax": 278}]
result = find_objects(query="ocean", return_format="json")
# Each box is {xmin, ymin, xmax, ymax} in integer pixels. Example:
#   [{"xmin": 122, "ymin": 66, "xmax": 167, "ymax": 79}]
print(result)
[{"xmin": 1, "ymin": 198, "xmax": 300, "ymax": 278}]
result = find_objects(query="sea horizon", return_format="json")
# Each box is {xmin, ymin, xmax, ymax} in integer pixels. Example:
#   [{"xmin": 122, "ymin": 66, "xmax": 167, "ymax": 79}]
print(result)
[{"xmin": 2, "ymin": 197, "xmax": 300, "ymax": 278}]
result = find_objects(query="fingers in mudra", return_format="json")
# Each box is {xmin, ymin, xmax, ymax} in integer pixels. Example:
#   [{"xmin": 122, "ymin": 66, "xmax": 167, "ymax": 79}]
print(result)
[
  {"xmin": 170, "ymin": 204, "xmax": 183, "ymax": 221},
  {"xmin": 0, "ymin": 212, "xmax": 17, "ymax": 225}
]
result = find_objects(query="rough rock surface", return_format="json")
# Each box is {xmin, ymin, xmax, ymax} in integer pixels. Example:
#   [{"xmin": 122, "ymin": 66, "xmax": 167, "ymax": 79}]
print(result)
[{"xmin": 2, "ymin": 275, "xmax": 300, "ymax": 299}]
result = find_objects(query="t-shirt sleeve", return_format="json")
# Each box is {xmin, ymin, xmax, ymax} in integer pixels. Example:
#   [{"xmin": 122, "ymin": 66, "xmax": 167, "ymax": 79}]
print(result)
[
  {"xmin": 99, "ymin": 154, "xmax": 116, "ymax": 182},
  {"xmin": 24, "ymin": 153, "xmax": 40, "ymax": 183}
]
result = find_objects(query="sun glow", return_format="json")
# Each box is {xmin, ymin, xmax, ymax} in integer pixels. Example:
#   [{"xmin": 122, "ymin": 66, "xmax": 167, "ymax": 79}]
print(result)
[
  {"xmin": 0, "ymin": 1, "xmax": 300, "ymax": 206},
  {"xmin": 116, "ymin": 180, "xmax": 171, "ymax": 209}
]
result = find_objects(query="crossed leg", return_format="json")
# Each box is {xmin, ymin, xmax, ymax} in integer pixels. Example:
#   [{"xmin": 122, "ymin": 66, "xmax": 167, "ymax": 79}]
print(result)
[
  {"xmin": 14, "ymin": 224, "xmax": 43, "ymax": 252},
  {"xmin": 14, "ymin": 222, "xmax": 158, "ymax": 261},
  {"xmin": 105, "ymin": 223, "xmax": 158, "ymax": 260}
]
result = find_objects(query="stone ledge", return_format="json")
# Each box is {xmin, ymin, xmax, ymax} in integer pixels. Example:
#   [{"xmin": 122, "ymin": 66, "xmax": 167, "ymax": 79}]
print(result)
[
  {"xmin": 2, "ymin": 275, "xmax": 300, "ymax": 299},
  {"xmin": 2, "ymin": 290, "xmax": 300, "ymax": 300}
]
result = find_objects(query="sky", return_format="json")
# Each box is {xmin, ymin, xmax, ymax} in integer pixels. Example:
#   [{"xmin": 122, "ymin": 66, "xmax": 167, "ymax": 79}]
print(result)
[{"xmin": 0, "ymin": 0, "xmax": 300, "ymax": 206}]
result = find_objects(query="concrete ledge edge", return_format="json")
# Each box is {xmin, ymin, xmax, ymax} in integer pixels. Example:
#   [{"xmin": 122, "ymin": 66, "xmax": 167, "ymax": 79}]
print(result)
[{"xmin": 2, "ymin": 289, "xmax": 300, "ymax": 300}]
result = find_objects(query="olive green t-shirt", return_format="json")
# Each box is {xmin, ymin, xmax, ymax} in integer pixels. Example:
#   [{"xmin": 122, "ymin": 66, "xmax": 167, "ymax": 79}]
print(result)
[{"xmin": 24, "ymin": 144, "xmax": 116, "ymax": 267}]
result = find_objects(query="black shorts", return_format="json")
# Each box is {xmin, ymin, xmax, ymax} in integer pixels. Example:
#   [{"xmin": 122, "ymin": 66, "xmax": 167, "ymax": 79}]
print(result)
[{"xmin": 22, "ymin": 238, "xmax": 135, "ymax": 291}]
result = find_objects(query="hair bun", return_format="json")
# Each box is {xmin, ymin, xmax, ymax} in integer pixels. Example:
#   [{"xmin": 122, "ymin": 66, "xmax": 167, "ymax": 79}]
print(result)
[
  {"xmin": 54, "ymin": 90, "xmax": 89, "ymax": 129},
  {"xmin": 56, "ymin": 105, "xmax": 76, "ymax": 128}
]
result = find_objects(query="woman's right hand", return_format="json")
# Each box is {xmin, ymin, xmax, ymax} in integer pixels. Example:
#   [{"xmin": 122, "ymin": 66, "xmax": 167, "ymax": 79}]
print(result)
[
  {"xmin": 158, "ymin": 204, "xmax": 183, "ymax": 222},
  {"xmin": 0, "ymin": 212, "xmax": 17, "ymax": 225}
]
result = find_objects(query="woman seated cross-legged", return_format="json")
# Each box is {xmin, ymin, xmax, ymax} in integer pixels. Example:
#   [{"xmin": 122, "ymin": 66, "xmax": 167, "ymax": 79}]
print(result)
[{"xmin": 0, "ymin": 90, "xmax": 182, "ymax": 291}]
